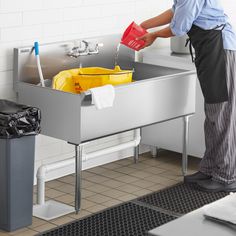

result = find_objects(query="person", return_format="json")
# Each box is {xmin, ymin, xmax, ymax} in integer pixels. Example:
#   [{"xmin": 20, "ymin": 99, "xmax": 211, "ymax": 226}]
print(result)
[{"xmin": 138, "ymin": 0, "xmax": 236, "ymax": 192}]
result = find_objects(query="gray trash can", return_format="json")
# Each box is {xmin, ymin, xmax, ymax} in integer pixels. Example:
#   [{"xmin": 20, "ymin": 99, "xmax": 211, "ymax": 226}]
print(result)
[{"xmin": 0, "ymin": 100, "xmax": 41, "ymax": 232}]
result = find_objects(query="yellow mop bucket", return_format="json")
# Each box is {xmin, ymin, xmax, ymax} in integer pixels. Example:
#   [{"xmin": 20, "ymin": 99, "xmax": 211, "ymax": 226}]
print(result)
[
  {"xmin": 52, "ymin": 66, "xmax": 133, "ymax": 94},
  {"xmin": 52, "ymin": 69, "xmax": 80, "ymax": 94}
]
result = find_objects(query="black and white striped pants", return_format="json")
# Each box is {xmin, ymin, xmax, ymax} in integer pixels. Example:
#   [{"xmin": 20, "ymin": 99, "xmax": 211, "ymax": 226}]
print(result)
[{"xmin": 200, "ymin": 50, "xmax": 236, "ymax": 184}]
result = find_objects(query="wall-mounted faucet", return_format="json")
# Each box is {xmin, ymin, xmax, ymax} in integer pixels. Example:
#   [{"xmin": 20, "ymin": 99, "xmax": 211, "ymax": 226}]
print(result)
[{"xmin": 67, "ymin": 40, "xmax": 104, "ymax": 58}]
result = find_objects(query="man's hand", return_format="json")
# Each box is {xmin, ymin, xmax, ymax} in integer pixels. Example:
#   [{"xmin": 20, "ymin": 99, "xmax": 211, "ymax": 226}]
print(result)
[{"xmin": 136, "ymin": 32, "xmax": 157, "ymax": 49}]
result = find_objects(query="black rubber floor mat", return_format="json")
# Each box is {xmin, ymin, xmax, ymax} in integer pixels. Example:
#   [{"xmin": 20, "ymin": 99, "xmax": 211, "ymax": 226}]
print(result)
[
  {"xmin": 37, "ymin": 202, "xmax": 175, "ymax": 236},
  {"xmin": 137, "ymin": 183, "xmax": 228, "ymax": 215}
]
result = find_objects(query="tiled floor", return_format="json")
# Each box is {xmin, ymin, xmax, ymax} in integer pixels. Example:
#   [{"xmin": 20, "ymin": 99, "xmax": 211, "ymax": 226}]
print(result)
[{"xmin": 0, "ymin": 150, "xmax": 200, "ymax": 236}]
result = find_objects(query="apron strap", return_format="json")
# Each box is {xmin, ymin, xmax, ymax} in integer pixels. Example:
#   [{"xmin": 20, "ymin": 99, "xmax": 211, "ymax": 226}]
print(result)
[
  {"xmin": 213, "ymin": 24, "xmax": 226, "ymax": 31},
  {"xmin": 185, "ymin": 38, "xmax": 195, "ymax": 63}
]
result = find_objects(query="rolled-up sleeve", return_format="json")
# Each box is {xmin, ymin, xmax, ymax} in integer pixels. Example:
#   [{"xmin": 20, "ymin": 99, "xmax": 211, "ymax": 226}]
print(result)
[
  {"xmin": 170, "ymin": 0, "xmax": 205, "ymax": 36},
  {"xmin": 171, "ymin": 0, "xmax": 176, "ymax": 12}
]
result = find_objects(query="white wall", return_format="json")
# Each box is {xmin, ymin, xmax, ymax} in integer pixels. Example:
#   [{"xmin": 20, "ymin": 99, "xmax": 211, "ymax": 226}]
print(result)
[
  {"xmin": 0, "ymin": 0, "xmax": 172, "ymax": 181},
  {"xmin": 0, "ymin": 0, "xmax": 235, "ymax": 181}
]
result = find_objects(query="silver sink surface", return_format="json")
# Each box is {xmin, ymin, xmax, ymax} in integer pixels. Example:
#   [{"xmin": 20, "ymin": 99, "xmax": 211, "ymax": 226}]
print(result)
[{"xmin": 133, "ymin": 62, "xmax": 186, "ymax": 81}]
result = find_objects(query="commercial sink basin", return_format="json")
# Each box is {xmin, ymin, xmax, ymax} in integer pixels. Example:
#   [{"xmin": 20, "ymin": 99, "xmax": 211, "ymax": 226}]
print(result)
[
  {"xmin": 15, "ymin": 62, "xmax": 193, "ymax": 143},
  {"xmin": 14, "ymin": 47, "xmax": 194, "ymax": 144},
  {"xmin": 13, "ymin": 34, "xmax": 196, "ymax": 213},
  {"xmin": 80, "ymin": 62, "xmax": 192, "ymax": 142}
]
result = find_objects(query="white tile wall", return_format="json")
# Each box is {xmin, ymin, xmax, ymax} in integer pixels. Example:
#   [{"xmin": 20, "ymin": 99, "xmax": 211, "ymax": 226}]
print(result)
[{"xmin": 0, "ymin": 0, "xmax": 235, "ymax": 182}]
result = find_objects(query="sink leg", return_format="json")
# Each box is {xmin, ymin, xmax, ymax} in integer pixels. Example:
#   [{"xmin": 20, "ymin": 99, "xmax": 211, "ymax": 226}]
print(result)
[
  {"xmin": 75, "ymin": 144, "xmax": 83, "ymax": 214},
  {"xmin": 134, "ymin": 145, "xmax": 139, "ymax": 164},
  {"xmin": 182, "ymin": 116, "xmax": 190, "ymax": 176},
  {"xmin": 150, "ymin": 146, "xmax": 159, "ymax": 158},
  {"xmin": 156, "ymin": 148, "xmax": 160, "ymax": 158}
]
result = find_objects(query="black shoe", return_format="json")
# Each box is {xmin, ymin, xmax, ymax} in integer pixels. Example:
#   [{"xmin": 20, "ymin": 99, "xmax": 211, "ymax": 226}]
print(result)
[
  {"xmin": 184, "ymin": 171, "xmax": 211, "ymax": 183},
  {"xmin": 197, "ymin": 179, "xmax": 236, "ymax": 193}
]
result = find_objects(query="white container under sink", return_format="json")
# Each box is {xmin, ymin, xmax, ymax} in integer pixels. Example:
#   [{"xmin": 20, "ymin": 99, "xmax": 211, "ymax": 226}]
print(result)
[{"xmin": 170, "ymin": 35, "xmax": 190, "ymax": 54}]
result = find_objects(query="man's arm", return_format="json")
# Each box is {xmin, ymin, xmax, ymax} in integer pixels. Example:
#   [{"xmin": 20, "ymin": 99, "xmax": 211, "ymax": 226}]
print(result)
[
  {"xmin": 152, "ymin": 26, "xmax": 174, "ymax": 38},
  {"xmin": 138, "ymin": 0, "xmax": 205, "ymax": 49},
  {"xmin": 140, "ymin": 9, "xmax": 174, "ymax": 29},
  {"xmin": 137, "ymin": 26, "xmax": 174, "ymax": 49}
]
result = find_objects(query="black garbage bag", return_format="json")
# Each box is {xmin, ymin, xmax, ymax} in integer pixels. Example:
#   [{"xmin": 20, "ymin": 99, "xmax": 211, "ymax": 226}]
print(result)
[{"xmin": 0, "ymin": 100, "xmax": 41, "ymax": 138}]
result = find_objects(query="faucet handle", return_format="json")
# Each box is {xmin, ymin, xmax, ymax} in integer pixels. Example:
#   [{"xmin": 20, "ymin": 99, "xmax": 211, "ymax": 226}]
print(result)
[
  {"xmin": 88, "ymin": 42, "xmax": 104, "ymax": 54},
  {"xmin": 82, "ymin": 40, "xmax": 89, "ymax": 47}
]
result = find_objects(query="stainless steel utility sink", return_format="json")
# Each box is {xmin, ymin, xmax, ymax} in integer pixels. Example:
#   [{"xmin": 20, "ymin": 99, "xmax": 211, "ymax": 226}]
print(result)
[
  {"xmin": 14, "ymin": 35, "xmax": 196, "ymax": 213},
  {"xmin": 14, "ymin": 35, "xmax": 195, "ymax": 144}
]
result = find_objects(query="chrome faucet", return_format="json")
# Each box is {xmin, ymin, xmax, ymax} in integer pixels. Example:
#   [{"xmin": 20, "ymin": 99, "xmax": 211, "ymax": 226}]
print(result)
[{"xmin": 67, "ymin": 40, "xmax": 103, "ymax": 58}]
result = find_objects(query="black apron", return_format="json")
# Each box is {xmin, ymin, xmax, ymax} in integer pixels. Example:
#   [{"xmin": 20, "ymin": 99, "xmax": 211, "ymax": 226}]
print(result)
[{"xmin": 187, "ymin": 24, "xmax": 228, "ymax": 104}]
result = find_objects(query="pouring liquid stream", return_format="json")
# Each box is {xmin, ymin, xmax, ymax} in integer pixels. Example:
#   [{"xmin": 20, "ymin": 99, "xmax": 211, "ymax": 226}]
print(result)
[
  {"xmin": 114, "ymin": 43, "xmax": 121, "ymax": 67},
  {"xmin": 115, "ymin": 42, "xmax": 135, "ymax": 73}
]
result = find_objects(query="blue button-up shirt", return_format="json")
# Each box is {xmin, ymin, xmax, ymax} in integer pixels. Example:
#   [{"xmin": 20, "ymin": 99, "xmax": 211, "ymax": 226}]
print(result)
[{"xmin": 170, "ymin": 0, "xmax": 236, "ymax": 51}]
